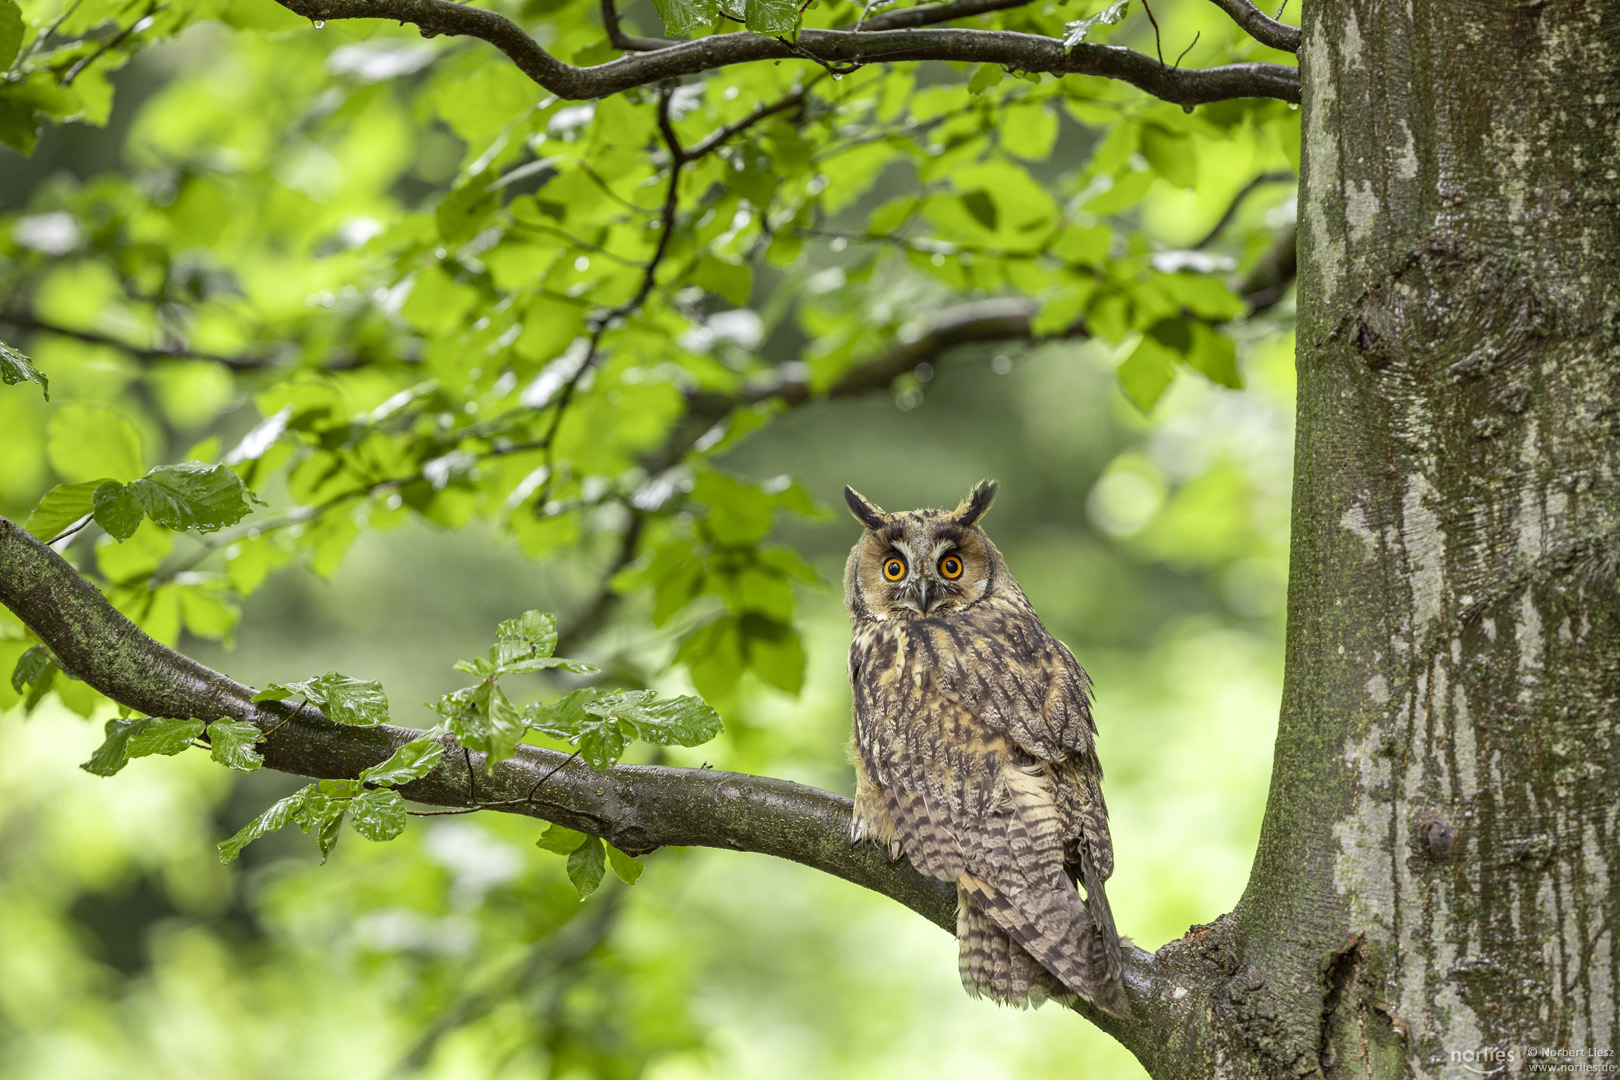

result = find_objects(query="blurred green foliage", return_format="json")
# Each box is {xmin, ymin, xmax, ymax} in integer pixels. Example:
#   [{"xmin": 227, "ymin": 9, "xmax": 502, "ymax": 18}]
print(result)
[{"xmin": 0, "ymin": 0, "xmax": 1296, "ymax": 1074}]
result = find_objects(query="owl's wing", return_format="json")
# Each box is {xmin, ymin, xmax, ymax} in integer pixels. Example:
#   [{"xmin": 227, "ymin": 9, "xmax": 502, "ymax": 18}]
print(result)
[{"xmin": 925, "ymin": 598, "xmax": 1097, "ymax": 763}]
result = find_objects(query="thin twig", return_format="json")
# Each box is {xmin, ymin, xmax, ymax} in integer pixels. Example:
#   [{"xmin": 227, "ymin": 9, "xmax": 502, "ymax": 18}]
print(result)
[
  {"xmin": 1139, "ymin": 0, "xmax": 1165, "ymax": 67},
  {"xmin": 600, "ymin": 0, "xmax": 673, "ymax": 51},
  {"xmin": 62, "ymin": 2, "xmax": 162, "ymax": 85},
  {"xmin": 0, "ymin": 312, "xmax": 275, "ymax": 370},
  {"xmin": 1174, "ymin": 30, "xmax": 1200, "ymax": 69},
  {"xmin": 1193, "ymin": 169, "xmax": 1294, "ymax": 249}
]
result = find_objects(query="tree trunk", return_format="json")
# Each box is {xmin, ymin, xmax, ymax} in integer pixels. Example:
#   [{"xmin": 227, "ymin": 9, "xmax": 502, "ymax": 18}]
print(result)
[{"xmin": 1169, "ymin": 1, "xmax": 1620, "ymax": 1076}]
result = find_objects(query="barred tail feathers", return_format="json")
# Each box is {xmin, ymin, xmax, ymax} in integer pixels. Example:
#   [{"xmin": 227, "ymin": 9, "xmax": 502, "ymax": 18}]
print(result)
[
  {"xmin": 958, "ymin": 873, "xmax": 1129, "ymax": 1018},
  {"xmin": 956, "ymin": 887, "xmax": 1059, "ymax": 1007}
]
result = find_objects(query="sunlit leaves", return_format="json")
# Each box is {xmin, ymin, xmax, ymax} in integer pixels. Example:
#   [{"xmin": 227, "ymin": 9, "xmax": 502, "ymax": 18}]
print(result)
[
  {"xmin": 24, "ymin": 480, "xmax": 102, "ymax": 540},
  {"xmin": 349, "ymin": 788, "xmax": 407, "ymax": 842},
  {"xmin": 537, "ymin": 824, "xmax": 645, "ymax": 896},
  {"xmin": 359, "ymin": 736, "xmax": 445, "ymax": 786},
  {"xmin": 1063, "ymin": 0, "xmax": 1131, "ymax": 50},
  {"xmin": 528, "ymin": 688, "xmax": 724, "ymax": 769},
  {"xmin": 254, "ymin": 671, "xmax": 390, "ymax": 727},
  {"xmin": 208, "ymin": 720, "xmax": 266, "ymax": 771},
  {"xmin": 217, "ymin": 790, "xmax": 305, "ymax": 863},
  {"xmin": 46, "ymin": 404, "xmax": 143, "ymax": 484},
  {"xmin": 81, "ymin": 716, "xmax": 205, "ymax": 776}
]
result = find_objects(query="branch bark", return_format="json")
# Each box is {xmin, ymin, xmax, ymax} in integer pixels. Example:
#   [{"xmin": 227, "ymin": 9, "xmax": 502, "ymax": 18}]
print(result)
[
  {"xmin": 1202, "ymin": 0, "xmax": 1301, "ymax": 54},
  {"xmin": 271, "ymin": 0, "xmax": 1299, "ymax": 104}
]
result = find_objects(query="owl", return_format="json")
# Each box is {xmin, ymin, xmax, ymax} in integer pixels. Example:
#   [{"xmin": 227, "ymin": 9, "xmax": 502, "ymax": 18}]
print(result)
[{"xmin": 843, "ymin": 481, "xmax": 1128, "ymax": 1016}]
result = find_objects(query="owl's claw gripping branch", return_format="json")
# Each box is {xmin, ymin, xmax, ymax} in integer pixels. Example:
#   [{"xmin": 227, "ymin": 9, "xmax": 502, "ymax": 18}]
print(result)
[{"xmin": 271, "ymin": 0, "xmax": 1300, "ymax": 105}]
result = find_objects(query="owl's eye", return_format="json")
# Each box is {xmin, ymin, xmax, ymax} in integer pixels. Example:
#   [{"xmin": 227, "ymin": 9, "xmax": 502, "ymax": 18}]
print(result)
[
  {"xmin": 938, "ymin": 554, "xmax": 964, "ymax": 580},
  {"xmin": 882, "ymin": 557, "xmax": 907, "ymax": 581}
]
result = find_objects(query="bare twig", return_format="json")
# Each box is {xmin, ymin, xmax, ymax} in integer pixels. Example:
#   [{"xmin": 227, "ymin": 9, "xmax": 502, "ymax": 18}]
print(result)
[
  {"xmin": 62, "ymin": 2, "xmax": 162, "ymax": 85},
  {"xmin": 270, "ymin": 0, "xmax": 1300, "ymax": 105},
  {"xmin": 1193, "ymin": 169, "xmax": 1294, "ymax": 249},
  {"xmin": 0, "ymin": 312, "xmax": 276, "ymax": 371},
  {"xmin": 1139, "ymin": 0, "xmax": 1165, "ymax": 67},
  {"xmin": 600, "ymin": 0, "xmax": 674, "ymax": 51}
]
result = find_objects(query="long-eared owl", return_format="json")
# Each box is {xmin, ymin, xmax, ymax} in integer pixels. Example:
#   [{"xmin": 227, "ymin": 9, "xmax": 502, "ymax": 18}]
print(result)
[{"xmin": 843, "ymin": 481, "xmax": 1127, "ymax": 1016}]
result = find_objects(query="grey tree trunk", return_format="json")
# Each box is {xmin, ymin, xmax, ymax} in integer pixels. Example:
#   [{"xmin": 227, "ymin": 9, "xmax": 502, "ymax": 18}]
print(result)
[{"xmin": 1156, "ymin": 1, "xmax": 1620, "ymax": 1076}]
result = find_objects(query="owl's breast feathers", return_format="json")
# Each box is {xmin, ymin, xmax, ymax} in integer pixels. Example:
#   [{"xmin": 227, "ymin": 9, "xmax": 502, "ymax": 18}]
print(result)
[{"xmin": 849, "ymin": 595, "xmax": 1127, "ymax": 1016}]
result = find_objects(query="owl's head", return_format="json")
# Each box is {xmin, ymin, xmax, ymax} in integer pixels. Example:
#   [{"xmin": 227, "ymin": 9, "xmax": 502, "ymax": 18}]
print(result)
[{"xmin": 842, "ymin": 481, "xmax": 1006, "ymax": 620}]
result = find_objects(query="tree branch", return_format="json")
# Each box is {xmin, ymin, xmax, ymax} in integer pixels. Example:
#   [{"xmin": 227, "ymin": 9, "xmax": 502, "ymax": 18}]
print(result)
[
  {"xmin": 0, "ymin": 511, "xmax": 952, "ymax": 919},
  {"xmin": 271, "ymin": 0, "xmax": 1299, "ymax": 105},
  {"xmin": 0, "ymin": 312, "xmax": 277, "ymax": 371},
  {"xmin": 1203, "ymin": 0, "xmax": 1300, "ymax": 54}
]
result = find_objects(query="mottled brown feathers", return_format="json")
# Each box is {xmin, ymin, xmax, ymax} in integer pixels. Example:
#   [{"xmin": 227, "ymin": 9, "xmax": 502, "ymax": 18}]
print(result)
[{"xmin": 844, "ymin": 484, "xmax": 1127, "ymax": 1017}]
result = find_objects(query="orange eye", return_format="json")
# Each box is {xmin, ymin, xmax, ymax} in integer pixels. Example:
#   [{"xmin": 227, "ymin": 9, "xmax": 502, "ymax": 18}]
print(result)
[
  {"xmin": 939, "ymin": 555, "xmax": 963, "ymax": 580},
  {"xmin": 883, "ymin": 557, "xmax": 907, "ymax": 581}
]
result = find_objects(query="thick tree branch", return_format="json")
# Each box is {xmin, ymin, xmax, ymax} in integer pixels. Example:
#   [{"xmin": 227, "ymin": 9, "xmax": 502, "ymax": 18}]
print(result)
[
  {"xmin": 271, "ymin": 0, "xmax": 1299, "ymax": 104},
  {"xmin": 1203, "ymin": 0, "xmax": 1300, "ymax": 53}
]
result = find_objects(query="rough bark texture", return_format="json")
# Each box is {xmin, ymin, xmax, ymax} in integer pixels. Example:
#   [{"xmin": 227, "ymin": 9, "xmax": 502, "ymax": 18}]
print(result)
[{"xmin": 1215, "ymin": 0, "xmax": 1620, "ymax": 1076}]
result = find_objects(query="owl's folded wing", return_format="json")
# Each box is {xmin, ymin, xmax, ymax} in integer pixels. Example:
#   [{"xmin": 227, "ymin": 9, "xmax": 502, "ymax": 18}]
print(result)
[{"xmin": 923, "ymin": 599, "xmax": 1097, "ymax": 763}]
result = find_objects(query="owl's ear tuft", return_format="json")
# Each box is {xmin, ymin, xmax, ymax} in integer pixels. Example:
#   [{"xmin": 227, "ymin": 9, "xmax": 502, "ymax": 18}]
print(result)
[
  {"xmin": 844, "ymin": 486, "xmax": 890, "ymax": 530},
  {"xmin": 953, "ymin": 480, "xmax": 998, "ymax": 526}
]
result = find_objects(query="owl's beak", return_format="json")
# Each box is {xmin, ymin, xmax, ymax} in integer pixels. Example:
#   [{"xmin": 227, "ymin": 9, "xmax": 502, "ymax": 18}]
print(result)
[{"xmin": 906, "ymin": 576, "xmax": 932, "ymax": 613}]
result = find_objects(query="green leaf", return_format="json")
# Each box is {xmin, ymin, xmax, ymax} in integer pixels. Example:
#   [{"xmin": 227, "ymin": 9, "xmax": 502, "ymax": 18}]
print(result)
[
  {"xmin": 47, "ymin": 404, "xmax": 144, "ymax": 484},
  {"xmin": 359, "ymin": 736, "xmax": 444, "ymax": 786},
  {"xmin": 960, "ymin": 190, "xmax": 999, "ymax": 232},
  {"xmin": 10, "ymin": 644, "xmax": 51, "ymax": 693},
  {"xmin": 1063, "ymin": 0, "xmax": 1129, "ymax": 50},
  {"xmin": 692, "ymin": 253, "xmax": 752, "ymax": 307},
  {"xmin": 207, "ymin": 720, "xmax": 265, "ymax": 772},
  {"xmin": 23, "ymin": 481, "xmax": 103, "ymax": 540},
  {"xmin": 0, "ymin": 338, "xmax": 47, "ymax": 399},
  {"xmin": 131, "ymin": 462, "xmax": 253, "ymax": 533},
  {"xmin": 349, "ymin": 788, "xmax": 407, "ymax": 842},
  {"xmin": 92, "ymin": 481, "xmax": 143, "ymax": 542},
  {"xmin": 566, "ymin": 834, "xmax": 606, "ymax": 898},
  {"xmin": 744, "ymin": 0, "xmax": 795, "ymax": 33},
  {"xmin": 83, "ymin": 717, "xmax": 142, "ymax": 777},
  {"xmin": 81, "ymin": 717, "xmax": 204, "ymax": 776},
  {"xmin": 495, "ymin": 609, "xmax": 558, "ymax": 659},
  {"xmin": 301, "ymin": 785, "xmax": 349, "ymax": 862},
  {"xmin": 648, "ymin": 0, "xmax": 717, "ymax": 36},
  {"xmin": 606, "ymin": 843, "xmax": 644, "ymax": 885},
  {"xmin": 968, "ymin": 64, "xmax": 1004, "ymax": 95},
  {"xmin": 254, "ymin": 671, "xmax": 390, "ymax": 727},
  {"xmin": 128, "ymin": 718, "xmax": 206, "ymax": 758},
  {"xmin": 1118, "ymin": 334, "xmax": 1178, "ymax": 412},
  {"xmin": 218, "ymin": 788, "xmax": 311, "ymax": 863},
  {"xmin": 1140, "ymin": 123, "xmax": 1197, "ymax": 189},
  {"xmin": 536, "ymin": 823, "xmax": 588, "ymax": 854},
  {"xmin": 1185, "ymin": 323, "xmax": 1241, "ymax": 388},
  {"xmin": 584, "ymin": 689, "xmax": 724, "ymax": 751}
]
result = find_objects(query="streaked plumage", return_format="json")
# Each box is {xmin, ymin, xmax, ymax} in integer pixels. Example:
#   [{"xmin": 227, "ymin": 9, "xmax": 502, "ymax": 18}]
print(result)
[{"xmin": 843, "ymin": 482, "xmax": 1127, "ymax": 1016}]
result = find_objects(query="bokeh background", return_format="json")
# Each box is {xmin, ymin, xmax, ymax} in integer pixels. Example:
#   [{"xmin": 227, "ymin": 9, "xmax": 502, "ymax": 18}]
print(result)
[{"xmin": 0, "ymin": 4, "xmax": 1297, "ymax": 1077}]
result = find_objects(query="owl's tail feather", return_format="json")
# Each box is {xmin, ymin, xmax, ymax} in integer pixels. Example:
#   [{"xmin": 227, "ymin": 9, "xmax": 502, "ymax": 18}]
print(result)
[
  {"xmin": 957, "ymin": 890, "xmax": 1060, "ymax": 1008},
  {"xmin": 958, "ymin": 875, "xmax": 1130, "ymax": 1018}
]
